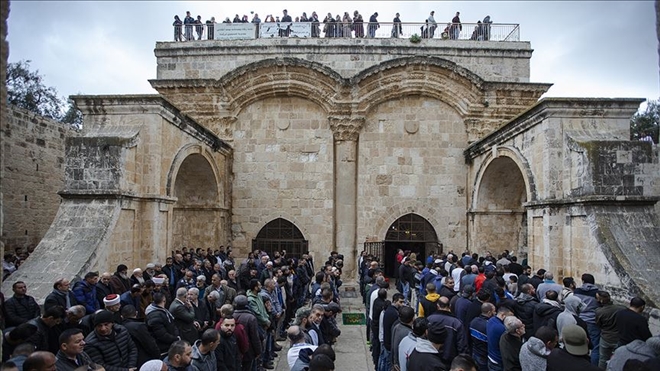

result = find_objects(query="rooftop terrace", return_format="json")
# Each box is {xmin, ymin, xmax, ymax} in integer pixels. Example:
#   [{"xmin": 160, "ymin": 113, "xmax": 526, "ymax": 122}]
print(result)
[{"xmin": 170, "ymin": 21, "xmax": 520, "ymax": 42}]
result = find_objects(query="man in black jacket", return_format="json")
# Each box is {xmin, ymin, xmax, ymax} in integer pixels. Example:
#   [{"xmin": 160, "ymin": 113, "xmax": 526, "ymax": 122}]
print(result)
[
  {"xmin": 5, "ymin": 281, "xmax": 41, "ymax": 328},
  {"xmin": 44, "ymin": 279, "xmax": 78, "ymax": 312},
  {"xmin": 513, "ymin": 284, "xmax": 538, "ymax": 340},
  {"xmin": 121, "ymin": 305, "xmax": 160, "ymax": 368},
  {"xmin": 55, "ymin": 328, "xmax": 96, "ymax": 371},
  {"xmin": 84, "ymin": 310, "xmax": 137, "ymax": 371},
  {"xmin": 407, "ymin": 321, "xmax": 448, "ymax": 371},
  {"xmin": 26, "ymin": 306, "xmax": 66, "ymax": 353},
  {"xmin": 233, "ymin": 295, "xmax": 262, "ymax": 371},
  {"xmin": 146, "ymin": 292, "xmax": 180, "ymax": 354},
  {"xmin": 381, "ymin": 293, "xmax": 405, "ymax": 371},
  {"xmin": 427, "ymin": 296, "xmax": 469, "ymax": 365},
  {"xmin": 370, "ymin": 288, "xmax": 388, "ymax": 368},
  {"xmin": 499, "ymin": 316, "xmax": 524, "ymax": 371},
  {"xmin": 616, "ymin": 296, "xmax": 653, "ymax": 346},
  {"xmin": 533, "ymin": 290, "xmax": 562, "ymax": 334},
  {"xmin": 95, "ymin": 273, "xmax": 114, "ymax": 310},
  {"xmin": 215, "ymin": 317, "xmax": 240, "ymax": 371}
]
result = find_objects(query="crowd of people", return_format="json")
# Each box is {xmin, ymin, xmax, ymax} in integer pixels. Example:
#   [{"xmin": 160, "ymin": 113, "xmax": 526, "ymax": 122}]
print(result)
[
  {"xmin": 171, "ymin": 9, "xmax": 493, "ymax": 41},
  {"xmin": 2, "ymin": 245, "xmax": 658, "ymax": 371},
  {"xmin": 2, "ymin": 246, "xmax": 34, "ymax": 280},
  {"xmin": 358, "ymin": 249, "xmax": 659, "ymax": 371},
  {"xmin": 0, "ymin": 247, "xmax": 346, "ymax": 371}
]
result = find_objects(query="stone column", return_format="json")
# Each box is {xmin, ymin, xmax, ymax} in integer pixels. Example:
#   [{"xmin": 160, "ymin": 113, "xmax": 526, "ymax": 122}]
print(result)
[{"xmin": 329, "ymin": 116, "xmax": 363, "ymax": 280}]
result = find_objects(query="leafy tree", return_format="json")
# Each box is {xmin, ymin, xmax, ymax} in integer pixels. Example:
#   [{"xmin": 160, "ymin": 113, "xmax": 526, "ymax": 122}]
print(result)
[
  {"xmin": 7, "ymin": 60, "xmax": 64, "ymax": 119},
  {"xmin": 6, "ymin": 60, "xmax": 82, "ymax": 129},
  {"xmin": 630, "ymin": 100, "xmax": 659, "ymax": 144},
  {"xmin": 61, "ymin": 98, "xmax": 83, "ymax": 130}
]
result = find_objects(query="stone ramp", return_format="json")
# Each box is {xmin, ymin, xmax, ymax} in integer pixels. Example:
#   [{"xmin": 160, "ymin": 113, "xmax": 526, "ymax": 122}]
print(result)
[
  {"xmin": 1, "ymin": 198, "xmax": 122, "ymax": 302},
  {"xmin": 587, "ymin": 204, "xmax": 660, "ymax": 330},
  {"xmin": 274, "ymin": 286, "xmax": 374, "ymax": 371}
]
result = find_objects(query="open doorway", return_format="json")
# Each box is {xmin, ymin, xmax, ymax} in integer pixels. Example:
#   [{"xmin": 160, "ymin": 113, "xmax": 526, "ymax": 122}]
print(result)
[{"xmin": 382, "ymin": 213, "xmax": 439, "ymax": 278}]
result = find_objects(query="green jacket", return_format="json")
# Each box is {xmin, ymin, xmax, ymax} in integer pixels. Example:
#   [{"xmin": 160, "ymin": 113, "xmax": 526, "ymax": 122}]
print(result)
[{"xmin": 247, "ymin": 290, "xmax": 270, "ymax": 327}]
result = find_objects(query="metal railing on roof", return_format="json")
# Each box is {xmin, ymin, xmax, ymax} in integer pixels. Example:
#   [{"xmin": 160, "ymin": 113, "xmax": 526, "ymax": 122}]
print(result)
[{"xmin": 171, "ymin": 22, "xmax": 520, "ymax": 42}]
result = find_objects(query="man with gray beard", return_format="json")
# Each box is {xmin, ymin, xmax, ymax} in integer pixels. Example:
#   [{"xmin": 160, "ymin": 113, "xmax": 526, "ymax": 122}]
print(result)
[{"xmin": 109, "ymin": 265, "xmax": 131, "ymax": 294}]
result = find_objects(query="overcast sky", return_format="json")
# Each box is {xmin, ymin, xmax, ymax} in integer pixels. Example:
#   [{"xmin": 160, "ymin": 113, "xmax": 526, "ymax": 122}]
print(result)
[{"xmin": 6, "ymin": 1, "xmax": 659, "ymax": 107}]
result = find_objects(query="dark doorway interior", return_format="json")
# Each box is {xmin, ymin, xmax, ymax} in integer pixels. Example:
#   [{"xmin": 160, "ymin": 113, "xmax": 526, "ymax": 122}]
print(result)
[
  {"xmin": 252, "ymin": 218, "xmax": 308, "ymax": 259},
  {"xmin": 382, "ymin": 213, "xmax": 439, "ymax": 278}
]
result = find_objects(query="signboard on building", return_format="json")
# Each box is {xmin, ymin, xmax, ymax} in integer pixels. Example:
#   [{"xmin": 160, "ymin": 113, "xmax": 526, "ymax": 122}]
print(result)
[
  {"xmin": 214, "ymin": 23, "xmax": 257, "ymax": 40},
  {"xmin": 260, "ymin": 22, "xmax": 312, "ymax": 38}
]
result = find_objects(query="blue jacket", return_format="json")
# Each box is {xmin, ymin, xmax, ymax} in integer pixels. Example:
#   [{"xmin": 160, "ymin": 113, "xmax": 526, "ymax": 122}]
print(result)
[
  {"xmin": 419, "ymin": 270, "xmax": 437, "ymax": 296},
  {"xmin": 73, "ymin": 280, "xmax": 99, "ymax": 314},
  {"xmin": 120, "ymin": 291, "xmax": 140, "ymax": 310},
  {"xmin": 486, "ymin": 316, "xmax": 506, "ymax": 364},
  {"xmin": 427, "ymin": 311, "xmax": 468, "ymax": 364},
  {"xmin": 574, "ymin": 283, "xmax": 599, "ymax": 324},
  {"xmin": 470, "ymin": 315, "xmax": 489, "ymax": 365}
]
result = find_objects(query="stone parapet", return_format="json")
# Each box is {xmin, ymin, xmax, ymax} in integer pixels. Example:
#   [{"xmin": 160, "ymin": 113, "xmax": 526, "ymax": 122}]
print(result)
[{"xmin": 154, "ymin": 38, "xmax": 533, "ymax": 83}]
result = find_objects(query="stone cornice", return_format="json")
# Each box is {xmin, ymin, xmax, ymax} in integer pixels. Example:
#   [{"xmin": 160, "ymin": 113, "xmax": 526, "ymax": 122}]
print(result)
[
  {"xmin": 524, "ymin": 195, "xmax": 659, "ymax": 208},
  {"xmin": 71, "ymin": 94, "xmax": 231, "ymax": 153},
  {"xmin": 154, "ymin": 38, "xmax": 534, "ymax": 59},
  {"xmin": 464, "ymin": 98, "xmax": 645, "ymax": 161}
]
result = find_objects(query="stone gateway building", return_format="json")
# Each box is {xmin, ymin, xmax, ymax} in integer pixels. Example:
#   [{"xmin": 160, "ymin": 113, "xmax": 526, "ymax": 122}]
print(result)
[{"xmin": 3, "ymin": 34, "xmax": 660, "ymax": 323}]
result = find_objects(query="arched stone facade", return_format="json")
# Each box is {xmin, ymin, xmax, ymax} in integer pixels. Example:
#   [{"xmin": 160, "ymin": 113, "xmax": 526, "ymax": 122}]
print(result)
[
  {"xmin": 148, "ymin": 54, "xmax": 550, "ymax": 277},
  {"xmin": 11, "ymin": 39, "xmax": 659, "ymax": 326},
  {"xmin": 468, "ymin": 146, "xmax": 535, "ymax": 255}
]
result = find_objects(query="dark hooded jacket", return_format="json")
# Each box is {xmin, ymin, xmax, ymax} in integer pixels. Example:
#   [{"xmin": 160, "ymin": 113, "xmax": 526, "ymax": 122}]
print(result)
[
  {"xmin": 406, "ymin": 338, "xmax": 447, "ymax": 371},
  {"xmin": 233, "ymin": 308, "xmax": 262, "ymax": 359},
  {"xmin": 145, "ymin": 303, "xmax": 180, "ymax": 353},
  {"xmin": 533, "ymin": 300, "xmax": 562, "ymax": 333},
  {"xmin": 514, "ymin": 293, "xmax": 538, "ymax": 339},
  {"xmin": 573, "ymin": 283, "xmax": 598, "ymax": 324}
]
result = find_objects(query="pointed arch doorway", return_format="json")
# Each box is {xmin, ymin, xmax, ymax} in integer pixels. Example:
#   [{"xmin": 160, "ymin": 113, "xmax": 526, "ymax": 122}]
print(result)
[
  {"xmin": 382, "ymin": 213, "xmax": 440, "ymax": 277},
  {"xmin": 252, "ymin": 218, "xmax": 308, "ymax": 259}
]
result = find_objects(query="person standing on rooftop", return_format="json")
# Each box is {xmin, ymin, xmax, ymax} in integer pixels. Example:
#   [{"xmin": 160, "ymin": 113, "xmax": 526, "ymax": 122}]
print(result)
[
  {"xmin": 184, "ymin": 11, "xmax": 194, "ymax": 41},
  {"xmin": 427, "ymin": 11, "xmax": 437, "ymax": 38}
]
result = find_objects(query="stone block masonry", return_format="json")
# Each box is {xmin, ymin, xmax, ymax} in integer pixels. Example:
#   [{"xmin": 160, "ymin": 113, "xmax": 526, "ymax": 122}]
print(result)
[
  {"xmin": 1, "ymin": 105, "xmax": 75, "ymax": 251},
  {"xmin": 1, "ymin": 96, "xmax": 232, "ymax": 303}
]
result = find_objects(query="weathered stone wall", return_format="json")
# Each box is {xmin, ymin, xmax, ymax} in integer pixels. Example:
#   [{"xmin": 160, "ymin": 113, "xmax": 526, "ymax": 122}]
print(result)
[
  {"xmin": 230, "ymin": 97, "xmax": 334, "ymax": 262},
  {"xmin": 1, "ymin": 0, "xmax": 8, "ymax": 265},
  {"xmin": 151, "ymin": 45, "xmax": 551, "ymax": 277},
  {"xmin": 155, "ymin": 38, "xmax": 533, "ymax": 83},
  {"xmin": 466, "ymin": 98, "xmax": 660, "ymax": 332},
  {"xmin": 1, "ymin": 106, "xmax": 73, "ymax": 251},
  {"xmin": 357, "ymin": 97, "xmax": 467, "ymax": 250},
  {"xmin": 1, "ymin": 96, "xmax": 232, "ymax": 303}
]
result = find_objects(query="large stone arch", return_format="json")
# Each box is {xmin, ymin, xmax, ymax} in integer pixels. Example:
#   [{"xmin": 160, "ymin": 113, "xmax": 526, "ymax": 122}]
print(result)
[
  {"xmin": 169, "ymin": 145, "xmax": 224, "ymax": 249},
  {"xmin": 167, "ymin": 143, "xmax": 223, "ymax": 204},
  {"xmin": 471, "ymin": 146, "xmax": 536, "ymax": 210},
  {"xmin": 219, "ymin": 58, "xmax": 348, "ymax": 116},
  {"xmin": 469, "ymin": 146, "xmax": 535, "ymax": 255},
  {"xmin": 351, "ymin": 57, "xmax": 486, "ymax": 116}
]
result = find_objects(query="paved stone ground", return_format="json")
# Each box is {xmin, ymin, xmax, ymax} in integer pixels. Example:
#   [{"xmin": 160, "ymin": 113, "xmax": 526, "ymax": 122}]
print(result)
[{"xmin": 273, "ymin": 285, "xmax": 375, "ymax": 371}]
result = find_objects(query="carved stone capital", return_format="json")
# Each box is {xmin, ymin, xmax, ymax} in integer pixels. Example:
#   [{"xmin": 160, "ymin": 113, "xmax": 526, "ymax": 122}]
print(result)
[{"xmin": 329, "ymin": 116, "xmax": 365, "ymax": 141}]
